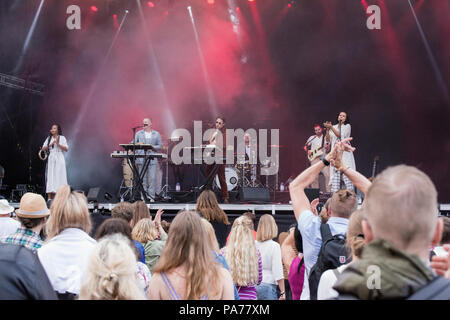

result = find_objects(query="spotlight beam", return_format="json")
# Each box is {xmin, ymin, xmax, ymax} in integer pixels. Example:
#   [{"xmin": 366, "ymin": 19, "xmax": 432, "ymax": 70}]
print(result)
[
  {"xmin": 187, "ymin": 6, "xmax": 217, "ymax": 117},
  {"xmin": 13, "ymin": 0, "xmax": 45, "ymax": 74},
  {"xmin": 68, "ymin": 11, "xmax": 129, "ymax": 159},
  {"xmin": 136, "ymin": 0, "xmax": 176, "ymax": 134},
  {"xmin": 407, "ymin": 0, "xmax": 449, "ymax": 102}
]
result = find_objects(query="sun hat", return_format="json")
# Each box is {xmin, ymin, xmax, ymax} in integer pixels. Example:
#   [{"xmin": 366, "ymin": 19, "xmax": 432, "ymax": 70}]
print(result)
[
  {"xmin": 0, "ymin": 199, "xmax": 14, "ymax": 215},
  {"xmin": 15, "ymin": 193, "xmax": 50, "ymax": 218}
]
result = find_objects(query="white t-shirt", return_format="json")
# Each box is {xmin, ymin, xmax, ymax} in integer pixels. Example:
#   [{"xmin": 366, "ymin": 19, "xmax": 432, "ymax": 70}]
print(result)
[
  {"xmin": 144, "ymin": 131, "xmax": 152, "ymax": 139},
  {"xmin": 317, "ymin": 264, "xmax": 349, "ymax": 300},
  {"xmin": 0, "ymin": 217, "xmax": 21, "ymax": 238},
  {"xmin": 306, "ymin": 135, "xmax": 326, "ymax": 151},
  {"xmin": 255, "ymin": 239, "xmax": 284, "ymax": 285}
]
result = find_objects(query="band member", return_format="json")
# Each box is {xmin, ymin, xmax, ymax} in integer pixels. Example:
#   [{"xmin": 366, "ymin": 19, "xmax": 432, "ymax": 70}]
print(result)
[
  {"xmin": 205, "ymin": 116, "xmax": 229, "ymax": 203},
  {"xmin": 41, "ymin": 124, "xmax": 68, "ymax": 199},
  {"xmin": 133, "ymin": 118, "xmax": 162, "ymax": 201},
  {"xmin": 324, "ymin": 111, "xmax": 356, "ymax": 192},
  {"xmin": 304, "ymin": 124, "xmax": 330, "ymax": 192}
]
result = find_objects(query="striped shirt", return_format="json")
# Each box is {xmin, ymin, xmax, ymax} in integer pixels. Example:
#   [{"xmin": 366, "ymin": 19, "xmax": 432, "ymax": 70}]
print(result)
[
  {"xmin": 222, "ymin": 249, "xmax": 262, "ymax": 300},
  {"xmin": 0, "ymin": 227, "xmax": 43, "ymax": 252}
]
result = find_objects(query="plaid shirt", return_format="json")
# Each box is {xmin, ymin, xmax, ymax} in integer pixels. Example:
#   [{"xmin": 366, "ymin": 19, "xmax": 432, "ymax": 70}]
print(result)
[{"xmin": 0, "ymin": 227, "xmax": 43, "ymax": 252}]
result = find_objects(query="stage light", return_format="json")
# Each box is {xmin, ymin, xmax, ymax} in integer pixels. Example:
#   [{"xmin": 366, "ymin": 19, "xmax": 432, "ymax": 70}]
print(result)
[
  {"xmin": 248, "ymin": 0, "xmax": 255, "ymax": 2},
  {"xmin": 288, "ymin": 3, "xmax": 291, "ymax": 8},
  {"xmin": 236, "ymin": 6, "xmax": 240, "ymax": 11},
  {"xmin": 90, "ymin": 6, "xmax": 98, "ymax": 12},
  {"xmin": 113, "ymin": 14, "xmax": 117, "ymax": 19},
  {"xmin": 147, "ymin": 1, "xmax": 155, "ymax": 8},
  {"xmin": 207, "ymin": 0, "xmax": 215, "ymax": 4}
]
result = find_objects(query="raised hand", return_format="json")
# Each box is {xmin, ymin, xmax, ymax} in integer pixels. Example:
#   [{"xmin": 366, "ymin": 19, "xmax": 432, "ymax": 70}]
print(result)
[
  {"xmin": 310, "ymin": 198, "xmax": 320, "ymax": 216},
  {"xmin": 154, "ymin": 208, "xmax": 164, "ymax": 225}
]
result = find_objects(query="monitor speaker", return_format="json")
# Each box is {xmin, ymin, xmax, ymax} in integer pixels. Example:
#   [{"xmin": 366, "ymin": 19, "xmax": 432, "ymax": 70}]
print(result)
[{"xmin": 239, "ymin": 187, "xmax": 270, "ymax": 203}]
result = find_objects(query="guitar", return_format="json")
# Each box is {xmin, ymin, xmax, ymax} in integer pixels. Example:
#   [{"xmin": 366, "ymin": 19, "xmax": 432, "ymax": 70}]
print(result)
[
  {"xmin": 368, "ymin": 156, "xmax": 380, "ymax": 182},
  {"xmin": 308, "ymin": 146, "xmax": 324, "ymax": 162}
]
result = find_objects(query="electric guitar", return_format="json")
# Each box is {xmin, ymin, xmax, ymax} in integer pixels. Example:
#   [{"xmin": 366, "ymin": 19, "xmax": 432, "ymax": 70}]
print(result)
[
  {"xmin": 308, "ymin": 146, "xmax": 324, "ymax": 162},
  {"xmin": 368, "ymin": 156, "xmax": 380, "ymax": 182}
]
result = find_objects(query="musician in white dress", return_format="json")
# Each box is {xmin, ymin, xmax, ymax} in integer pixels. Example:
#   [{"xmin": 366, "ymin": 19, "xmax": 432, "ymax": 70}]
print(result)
[
  {"xmin": 324, "ymin": 112, "xmax": 356, "ymax": 193},
  {"xmin": 41, "ymin": 124, "xmax": 68, "ymax": 199}
]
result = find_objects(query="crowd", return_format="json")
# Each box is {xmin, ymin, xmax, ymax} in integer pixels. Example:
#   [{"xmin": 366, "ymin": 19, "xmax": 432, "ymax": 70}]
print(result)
[{"xmin": 0, "ymin": 138, "xmax": 449, "ymax": 300}]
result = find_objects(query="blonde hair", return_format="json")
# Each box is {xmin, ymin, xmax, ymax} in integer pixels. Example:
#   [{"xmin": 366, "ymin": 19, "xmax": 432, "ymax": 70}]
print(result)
[
  {"xmin": 153, "ymin": 211, "xmax": 222, "ymax": 299},
  {"xmin": 79, "ymin": 234, "xmax": 146, "ymax": 300},
  {"xmin": 45, "ymin": 185, "xmax": 91, "ymax": 239},
  {"xmin": 132, "ymin": 201, "xmax": 150, "ymax": 228},
  {"xmin": 365, "ymin": 165, "xmax": 438, "ymax": 251},
  {"xmin": 201, "ymin": 218, "xmax": 220, "ymax": 252},
  {"xmin": 225, "ymin": 216, "xmax": 259, "ymax": 286},
  {"xmin": 346, "ymin": 209, "xmax": 365, "ymax": 259},
  {"xmin": 196, "ymin": 190, "xmax": 230, "ymax": 225},
  {"xmin": 131, "ymin": 218, "xmax": 158, "ymax": 243},
  {"xmin": 256, "ymin": 214, "xmax": 278, "ymax": 242}
]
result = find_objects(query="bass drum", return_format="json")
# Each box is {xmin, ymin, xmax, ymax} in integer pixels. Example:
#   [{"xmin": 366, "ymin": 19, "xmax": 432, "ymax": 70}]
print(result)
[
  {"xmin": 122, "ymin": 158, "xmax": 133, "ymax": 187},
  {"xmin": 215, "ymin": 166, "xmax": 239, "ymax": 191}
]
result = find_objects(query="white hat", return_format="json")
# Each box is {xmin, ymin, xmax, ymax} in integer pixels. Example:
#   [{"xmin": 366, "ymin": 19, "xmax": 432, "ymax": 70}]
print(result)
[{"xmin": 0, "ymin": 199, "xmax": 14, "ymax": 215}]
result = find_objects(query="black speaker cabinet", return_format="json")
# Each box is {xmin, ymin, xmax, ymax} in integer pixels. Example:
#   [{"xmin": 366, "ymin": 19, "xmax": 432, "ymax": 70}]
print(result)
[{"xmin": 239, "ymin": 187, "xmax": 271, "ymax": 203}]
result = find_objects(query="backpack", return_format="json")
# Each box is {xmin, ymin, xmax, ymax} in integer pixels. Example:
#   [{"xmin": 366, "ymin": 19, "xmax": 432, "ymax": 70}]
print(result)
[{"xmin": 309, "ymin": 223, "xmax": 351, "ymax": 300}]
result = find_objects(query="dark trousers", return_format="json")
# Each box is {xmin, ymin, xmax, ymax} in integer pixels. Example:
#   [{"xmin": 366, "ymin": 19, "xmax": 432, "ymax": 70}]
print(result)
[{"xmin": 205, "ymin": 164, "xmax": 229, "ymax": 200}]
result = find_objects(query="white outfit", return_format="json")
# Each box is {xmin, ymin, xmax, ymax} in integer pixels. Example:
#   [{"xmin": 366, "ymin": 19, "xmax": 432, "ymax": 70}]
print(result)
[
  {"xmin": 328, "ymin": 124, "xmax": 356, "ymax": 191},
  {"xmin": 0, "ymin": 217, "xmax": 21, "ymax": 238},
  {"xmin": 317, "ymin": 264, "xmax": 349, "ymax": 300},
  {"xmin": 255, "ymin": 240, "xmax": 284, "ymax": 285},
  {"xmin": 38, "ymin": 228, "xmax": 96, "ymax": 294},
  {"xmin": 42, "ymin": 136, "xmax": 68, "ymax": 193}
]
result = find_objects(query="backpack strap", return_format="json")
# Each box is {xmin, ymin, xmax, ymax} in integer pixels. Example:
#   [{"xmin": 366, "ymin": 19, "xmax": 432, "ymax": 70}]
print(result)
[
  {"xmin": 408, "ymin": 276, "xmax": 450, "ymax": 300},
  {"xmin": 320, "ymin": 223, "xmax": 333, "ymax": 243}
]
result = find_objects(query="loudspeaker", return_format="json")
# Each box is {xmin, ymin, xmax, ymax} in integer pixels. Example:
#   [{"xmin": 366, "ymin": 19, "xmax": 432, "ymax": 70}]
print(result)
[
  {"xmin": 239, "ymin": 187, "xmax": 271, "ymax": 203},
  {"xmin": 305, "ymin": 188, "xmax": 320, "ymax": 202},
  {"xmin": 87, "ymin": 187, "xmax": 115, "ymax": 203},
  {"xmin": 87, "ymin": 187, "xmax": 103, "ymax": 203}
]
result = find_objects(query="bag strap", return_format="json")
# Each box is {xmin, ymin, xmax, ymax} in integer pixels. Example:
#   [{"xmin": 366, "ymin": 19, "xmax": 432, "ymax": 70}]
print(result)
[
  {"xmin": 320, "ymin": 223, "xmax": 333, "ymax": 243},
  {"xmin": 408, "ymin": 276, "xmax": 450, "ymax": 300}
]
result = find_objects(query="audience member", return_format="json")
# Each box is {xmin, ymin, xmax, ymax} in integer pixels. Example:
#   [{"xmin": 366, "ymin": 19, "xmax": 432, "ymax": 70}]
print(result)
[
  {"xmin": 148, "ymin": 211, "xmax": 234, "ymax": 300},
  {"xmin": 333, "ymin": 165, "xmax": 450, "ymax": 299},
  {"xmin": 430, "ymin": 216, "xmax": 450, "ymax": 277},
  {"xmin": 132, "ymin": 200, "xmax": 151, "ymax": 228},
  {"xmin": 317, "ymin": 208, "xmax": 365, "ymax": 300},
  {"xmin": 95, "ymin": 218, "xmax": 151, "ymax": 295},
  {"xmin": 255, "ymin": 214, "xmax": 285, "ymax": 300},
  {"xmin": 111, "ymin": 201, "xmax": 145, "ymax": 264},
  {"xmin": 0, "ymin": 243, "xmax": 57, "ymax": 300},
  {"xmin": 161, "ymin": 220, "xmax": 171, "ymax": 234},
  {"xmin": 38, "ymin": 185, "xmax": 96, "ymax": 299},
  {"xmin": 196, "ymin": 190, "xmax": 230, "ymax": 248},
  {"xmin": 1, "ymin": 193, "xmax": 48, "ymax": 252},
  {"xmin": 0, "ymin": 199, "xmax": 20, "ymax": 238},
  {"xmin": 277, "ymin": 231, "xmax": 291, "ymax": 299},
  {"xmin": 281, "ymin": 224, "xmax": 305, "ymax": 300},
  {"xmin": 221, "ymin": 216, "xmax": 262, "ymax": 300},
  {"xmin": 319, "ymin": 198, "xmax": 332, "ymax": 224},
  {"xmin": 132, "ymin": 209, "xmax": 167, "ymax": 273},
  {"xmin": 201, "ymin": 218, "xmax": 239, "ymax": 300},
  {"xmin": 289, "ymin": 139, "xmax": 361, "ymax": 299},
  {"xmin": 226, "ymin": 211, "xmax": 257, "ymax": 244},
  {"xmin": 79, "ymin": 234, "xmax": 147, "ymax": 300}
]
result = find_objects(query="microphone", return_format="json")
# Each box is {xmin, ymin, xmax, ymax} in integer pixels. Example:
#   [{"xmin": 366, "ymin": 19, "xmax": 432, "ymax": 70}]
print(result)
[{"xmin": 132, "ymin": 125, "xmax": 144, "ymax": 129}]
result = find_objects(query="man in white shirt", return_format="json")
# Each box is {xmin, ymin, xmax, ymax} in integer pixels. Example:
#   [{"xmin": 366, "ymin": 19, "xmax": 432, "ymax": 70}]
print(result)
[
  {"xmin": 133, "ymin": 118, "xmax": 163, "ymax": 201},
  {"xmin": 0, "ymin": 199, "xmax": 20, "ymax": 238},
  {"xmin": 289, "ymin": 139, "xmax": 367, "ymax": 300},
  {"xmin": 304, "ymin": 125, "xmax": 330, "ymax": 192}
]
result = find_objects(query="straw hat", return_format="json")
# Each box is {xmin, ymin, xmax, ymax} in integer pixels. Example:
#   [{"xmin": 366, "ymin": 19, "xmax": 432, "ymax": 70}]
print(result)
[
  {"xmin": 0, "ymin": 199, "xmax": 14, "ymax": 215},
  {"xmin": 15, "ymin": 193, "xmax": 50, "ymax": 218}
]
